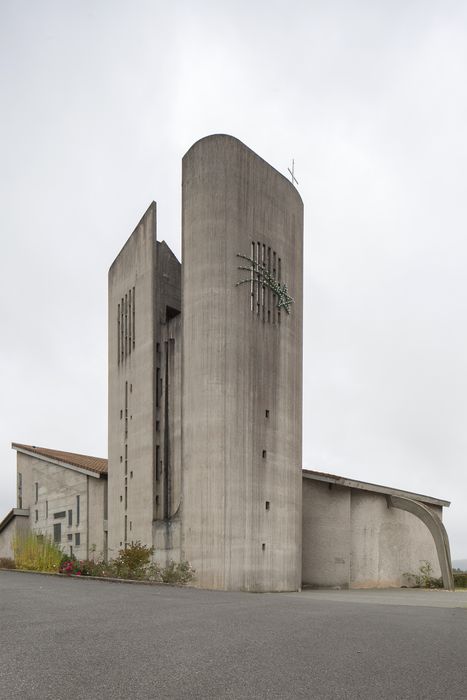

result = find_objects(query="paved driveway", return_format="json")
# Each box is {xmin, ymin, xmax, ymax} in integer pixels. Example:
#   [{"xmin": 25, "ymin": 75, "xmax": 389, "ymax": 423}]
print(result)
[{"xmin": 1, "ymin": 571, "xmax": 466, "ymax": 699}]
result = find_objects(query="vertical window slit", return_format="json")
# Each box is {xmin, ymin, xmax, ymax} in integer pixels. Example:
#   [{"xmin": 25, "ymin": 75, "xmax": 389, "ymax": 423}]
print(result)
[
  {"xmin": 278, "ymin": 258, "xmax": 282, "ymax": 324},
  {"xmin": 250, "ymin": 241, "xmax": 254, "ymax": 312},
  {"xmin": 117, "ymin": 303, "xmax": 120, "ymax": 364},
  {"xmin": 128, "ymin": 288, "xmax": 132, "ymax": 354},
  {"xmin": 256, "ymin": 241, "xmax": 261, "ymax": 314},
  {"xmin": 132, "ymin": 286, "xmax": 135, "ymax": 348},
  {"xmin": 121, "ymin": 298, "xmax": 124, "ymax": 361},
  {"xmin": 261, "ymin": 244, "xmax": 266, "ymax": 320},
  {"xmin": 272, "ymin": 252, "xmax": 277, "ymax": 323}
]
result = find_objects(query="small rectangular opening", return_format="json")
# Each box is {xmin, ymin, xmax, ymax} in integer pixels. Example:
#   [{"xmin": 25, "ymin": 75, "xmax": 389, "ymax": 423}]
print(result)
[
  {"xmin": 262, "ymin": 543, "xmax": 266, "ymax": 551},
  {"xmin": 265, "ymin": 410, "xmax": 269, "ymax": 418},
  {"xmin": 262, "ymin": 450, "xmax": 267, "ymax": 459},
  {"xmin": 265, "ymin": 501, "xmax": 270, "ymax": 510}
]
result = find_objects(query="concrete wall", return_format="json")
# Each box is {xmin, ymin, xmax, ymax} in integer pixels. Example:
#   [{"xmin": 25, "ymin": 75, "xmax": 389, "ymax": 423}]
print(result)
[
  {"xmin": 350, "ymin": 491, "xmax": 441, "ymax": 588},
  {"xmin": 182, "ymin": 134, "xmax": 303, "ymax": 591},
  {"xmin": 108, "ymin": 203, "xmax": 157, "ymax": 555},
  {"xmin": 302, "ymin": 478, "xmax": 442, "ymax": 588},
  {"xmin": 13, "ymin": 452, "xmax": 105, "ymax": 559},
  {"xmin": 0, "ymin": 512, "xmax": 29, "ymax": 559},
  {"xmin": 108, "ymin": 204, "xmax": 182, "ymax": 561},
  {"xmin": 302, "ymin": 481, "xmax": 351, "ymax": 588}
]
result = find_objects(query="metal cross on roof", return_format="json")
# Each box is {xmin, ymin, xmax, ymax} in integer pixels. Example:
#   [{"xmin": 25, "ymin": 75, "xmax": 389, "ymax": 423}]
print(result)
[{"xmin": 288, "ymin": 159, "xmax": 298, "ymax": 186}]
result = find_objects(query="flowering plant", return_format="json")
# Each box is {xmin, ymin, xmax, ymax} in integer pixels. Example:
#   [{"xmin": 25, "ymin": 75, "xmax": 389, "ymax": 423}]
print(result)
[{"xmin": 59, "ymin": 556, "xmax": 83, "ymax": 576}]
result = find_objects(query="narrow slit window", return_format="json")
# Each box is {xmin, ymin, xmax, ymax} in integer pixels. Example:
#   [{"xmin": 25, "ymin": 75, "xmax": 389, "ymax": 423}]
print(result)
[
  {"xmin": 265, "ymin": 410, "xmax": 269, "ymax": 418},
  {"xmin": 121, "ymin": 298, "xmax": 124, "ymax": 360},
  {"xmin": 132, "ymin": 286, "xmax": 135, "ymax": 348},
  {"xmin": 256, "ymin": 241, "xmax": 261, "ymax": 314},
  {"xmin": 124, "ymin": 293, "xmax": 128, "ymax": 357},
  {"xmin": 128, "ymin": 288, "xmax": 132, "ymax": 354},
  {"xmin": 265, "ymin": 501, "xmax": 270, "ymax": 510},
  {"xmin": 117, "ymin": 303, "xmax": 120, "ymax": 364},
  {"xmin": 262, "ymin": 450, "xmax": 267, "ymax": 459},
  {"xmin": 262, "ymin": 543, "xmax": 266, "ymax": 551},
  {"xmin": 250, "ymin": 241, "xmax": 255, "ymax": 311},
  {"xmin": 76, "ymin": 495, "xmax": 80, "ymax": 526}
]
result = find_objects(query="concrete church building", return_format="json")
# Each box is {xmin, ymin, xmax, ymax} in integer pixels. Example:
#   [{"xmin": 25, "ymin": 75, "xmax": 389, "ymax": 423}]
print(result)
[{"xmin": 1, "ymin": 135, "xmax": 454, "ymax": 591}]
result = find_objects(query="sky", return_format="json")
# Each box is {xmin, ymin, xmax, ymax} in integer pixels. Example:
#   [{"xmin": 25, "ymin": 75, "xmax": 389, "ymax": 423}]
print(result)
[{"xmin": 1, "ymin": 0, "xmax": 466, "ymax": 559}]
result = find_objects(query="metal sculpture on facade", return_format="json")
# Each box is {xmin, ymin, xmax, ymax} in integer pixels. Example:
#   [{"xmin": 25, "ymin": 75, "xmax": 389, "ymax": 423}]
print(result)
[{"xmin": 236, "ymin": 253, "xmax": 294, "ymax": 314}]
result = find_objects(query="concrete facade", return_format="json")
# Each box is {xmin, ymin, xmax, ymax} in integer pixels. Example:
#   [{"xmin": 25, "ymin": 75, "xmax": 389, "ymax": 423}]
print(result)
[
  {"xmin": 5, "ymin": 446, "xmax": 107, "ymax": 559},
  {"xmin": 181, "ymin": 135, "xmax": 303, "ymax": 591},
  {"xmin": 302, "ymin": 475, "xmax": 446, "ymax": 589},
  {"xmin": 0, "ymin": 509, "xmax": 29, "ymax": 559},
  {"xmin": 108, "ymin": 201, "xmax": 182, "ymax": 561},
  {"xmin": 1, "ymin": 134, "xmax": 453, "ymax": 592}
]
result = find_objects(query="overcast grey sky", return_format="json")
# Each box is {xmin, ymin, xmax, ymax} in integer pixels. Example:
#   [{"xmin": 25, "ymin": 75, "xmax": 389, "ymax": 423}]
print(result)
[{"xmin": 1, "ymin": 0, "xmax": 466, "ymax": 559}]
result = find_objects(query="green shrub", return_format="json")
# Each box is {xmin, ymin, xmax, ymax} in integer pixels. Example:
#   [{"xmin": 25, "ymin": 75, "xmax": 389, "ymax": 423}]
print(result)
[
  {"xmin": 454, "ymin": 572, "xmax": 467, "ymax": 588},
  {"xmin": 112, "ymin": 541, "xmax": 155, "ymax": 579},
  {"xmin": 0, "ymin": 557, "xmax": 16, "ymax": 569},
  {"xmin": 13, "ymin": 530, "xmax": 62, "ymax": 572},
  {"xmin": 404, "ymin": 561, "xmax": 443, "ymax": 589},
  {"xmin": 160, "ymin": 560, "xmax": 195, "ymax": 584}
]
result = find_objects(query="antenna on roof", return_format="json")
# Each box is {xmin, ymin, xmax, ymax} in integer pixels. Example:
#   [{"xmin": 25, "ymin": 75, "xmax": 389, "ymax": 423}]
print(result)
[{"xmin": 288, "ymin": 159, "xmax": 298, "ymax": 186}]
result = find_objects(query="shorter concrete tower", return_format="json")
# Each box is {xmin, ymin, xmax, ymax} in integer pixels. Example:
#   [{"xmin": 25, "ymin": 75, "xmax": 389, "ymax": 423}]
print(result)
[{"xmin": 107, "ymin": 203, "xmax": 182, "ymax": 561}]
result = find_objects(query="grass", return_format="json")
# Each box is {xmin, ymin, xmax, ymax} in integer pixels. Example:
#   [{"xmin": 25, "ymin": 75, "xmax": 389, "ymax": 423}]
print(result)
[{"xmin": 12, "ymin": 530, "xmax": 62, "ymax": 572}]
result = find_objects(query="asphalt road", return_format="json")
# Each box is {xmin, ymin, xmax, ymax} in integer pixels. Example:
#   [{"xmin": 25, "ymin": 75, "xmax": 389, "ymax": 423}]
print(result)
[{"xmin": 1, "ymin": 571, "xmax": 467, "ymax": 699}]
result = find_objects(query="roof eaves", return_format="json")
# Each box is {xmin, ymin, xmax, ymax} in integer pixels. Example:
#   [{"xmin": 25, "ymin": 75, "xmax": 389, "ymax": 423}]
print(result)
[{"xmin": 302, "ymin": 469, "xmax": 450, "ymax": 508}]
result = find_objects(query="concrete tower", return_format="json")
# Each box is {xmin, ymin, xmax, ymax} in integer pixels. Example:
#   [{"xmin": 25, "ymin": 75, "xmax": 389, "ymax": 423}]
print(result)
[
  {"xmin": 181, "ymin": 135, "xmax": 303, "ymax": 591},
  {"xmin": 108, "ymin": 203, "xmax": 182, "ymax": 560}
]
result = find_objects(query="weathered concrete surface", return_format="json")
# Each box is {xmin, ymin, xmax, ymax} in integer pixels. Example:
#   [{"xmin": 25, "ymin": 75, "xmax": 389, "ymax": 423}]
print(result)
[
  {"xmin": 108, "ymin": 203, "xmax": 157, "ymax": 555},
  {"xmin": 2, "ymin": 571, "xmax": 467, "ymax": 700},
  {"xmin": 0, "ymin": 509, "xmax": 29, "ymax": 558},
  {"xmin": 3, "ymin": 451, "xmax": 106, "ymax": 559},
  {"xmin": 108, "ymin": 204, "xmax": 182, "ymax": 561},
  {"xmin": 182, "ymin": 134, "xmax": 303, "ymax": 591},
  {"xmin": 388, "ymin": 494, "xmax": 455, "ymax": 590},
  {"xmin": 302, "ymin": 480, "xmax": 442, "ymax": 588}
]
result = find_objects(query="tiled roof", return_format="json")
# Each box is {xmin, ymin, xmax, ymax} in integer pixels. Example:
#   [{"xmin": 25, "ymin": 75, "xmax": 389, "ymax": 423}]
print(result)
[{"xmin": 12, "ymin": 443, "xmax": 108, "ymax": 476}]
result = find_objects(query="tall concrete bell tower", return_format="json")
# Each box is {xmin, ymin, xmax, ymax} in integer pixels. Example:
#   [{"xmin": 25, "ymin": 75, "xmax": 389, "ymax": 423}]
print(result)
[{"xmin": 181, "ymin": 135, "xmax": 303, "ymax": 591}]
